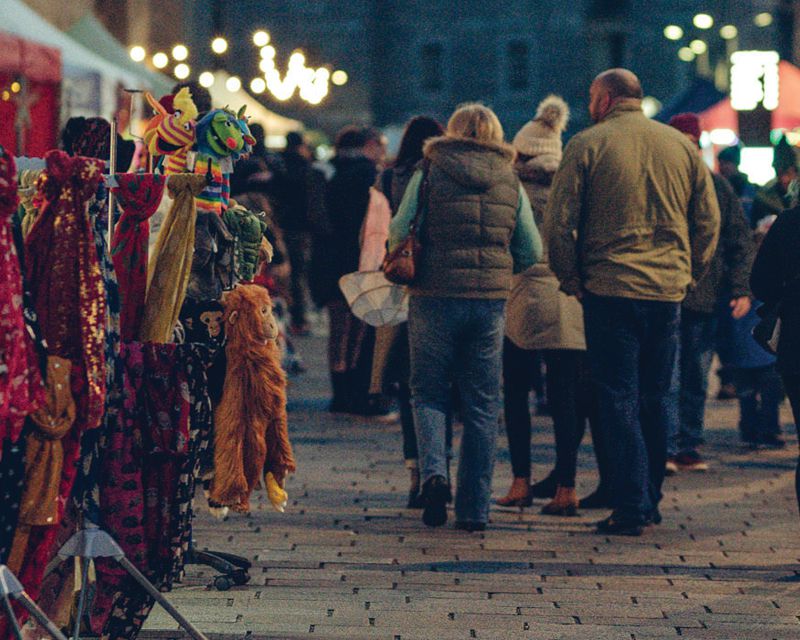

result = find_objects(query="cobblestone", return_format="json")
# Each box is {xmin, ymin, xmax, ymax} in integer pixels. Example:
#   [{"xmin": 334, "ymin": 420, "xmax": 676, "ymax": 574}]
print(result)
[{"xmin": 141, "ymin": 335, "xmax": 800, "ymax": 639}]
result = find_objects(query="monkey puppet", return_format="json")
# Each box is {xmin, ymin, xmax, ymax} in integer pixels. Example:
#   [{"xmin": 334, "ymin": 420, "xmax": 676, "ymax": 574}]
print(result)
[{"xmin": 210, "ymin": 284, "xmax": 295, "ymax": 513}]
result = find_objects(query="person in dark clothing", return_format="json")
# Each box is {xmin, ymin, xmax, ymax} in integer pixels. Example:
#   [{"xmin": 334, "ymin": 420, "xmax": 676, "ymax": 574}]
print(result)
[
  {"xmin": 277, "ymin": 131, "xmax": 313, "ymax": 334},
  {"xmin": 666, "ymin": 114, "xmax": 754, "ymax": 473},
  {"xmin": 750, "ymin": 206, "xmax": 800, "ymax": 512},
  {"xmin": 751, "ymin": 136, "xmax": 799, "ymax": 223},
  {"xmin": 309, "ymin": 126, "xmax": 387, "ymax": 415}
]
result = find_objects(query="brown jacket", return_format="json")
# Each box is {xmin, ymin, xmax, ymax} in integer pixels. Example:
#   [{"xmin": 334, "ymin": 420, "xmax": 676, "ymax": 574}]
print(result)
[{"xmin": 547, "ymin": 100, "xmax": 720, "ymax": 302}]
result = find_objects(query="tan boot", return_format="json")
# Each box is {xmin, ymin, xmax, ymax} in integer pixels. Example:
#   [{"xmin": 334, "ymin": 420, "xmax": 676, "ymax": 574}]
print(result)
[
  {"xmin": 541, "ymin": 486, "xmax": 579, "ymax": 516},
  {"xmin": 496, "ymin": 477, "xmax": 533, "ymax": 507}
]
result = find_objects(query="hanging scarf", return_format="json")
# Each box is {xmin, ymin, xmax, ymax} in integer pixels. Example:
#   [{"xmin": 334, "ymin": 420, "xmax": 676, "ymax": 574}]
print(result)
[
  {"xmin": 193, "ymin": 156, "xmax": 229, "ymax": 216},
  {"xmin": 25, "ymin": 150, "xmax": 107, "ymax": 430},
  {"xmin": 0, "ymin": 149, "xmax": 44, "ymax": 453},
  {"xmin": 139, "ymin": 174, "xmax": 204, "ymax": 343},
  {"xmin": 112, "ymin": 174, "xmax": 166, "ymax": 342}
]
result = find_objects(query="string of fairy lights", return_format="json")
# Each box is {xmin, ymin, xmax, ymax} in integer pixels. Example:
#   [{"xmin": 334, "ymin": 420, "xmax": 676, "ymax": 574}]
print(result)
[{"xmin": 129, "ymin": 29, "xmax": 348, "ymax": 106}]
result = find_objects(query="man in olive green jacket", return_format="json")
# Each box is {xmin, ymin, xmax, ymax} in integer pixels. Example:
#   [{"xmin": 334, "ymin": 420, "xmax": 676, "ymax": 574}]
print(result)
[{"xmin": 547, "ymin": 69, "xmax": 720, "ymax": 536}]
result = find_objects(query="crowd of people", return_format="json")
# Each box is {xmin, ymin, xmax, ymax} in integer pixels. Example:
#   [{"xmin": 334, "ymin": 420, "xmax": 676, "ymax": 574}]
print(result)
[{"xmin": 229, "ymin": 67, "xmax": 800, "ymax": 536}]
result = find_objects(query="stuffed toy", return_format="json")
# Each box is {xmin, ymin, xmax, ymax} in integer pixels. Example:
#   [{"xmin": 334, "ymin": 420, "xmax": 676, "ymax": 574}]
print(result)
[
  {"xmin": 194, "ymin": 106, "xmax": 256, "ymax": 215},
  {"xmin": 143, "ymin": 88, "xmax": 198, "ymax": 175},
  {"xmin": 222, "ymin": 202, "xmax": 268, "ymax": 282},
  {"xmin": 210, "ymin": 284, "xmax": 295, "ymax": 513}
]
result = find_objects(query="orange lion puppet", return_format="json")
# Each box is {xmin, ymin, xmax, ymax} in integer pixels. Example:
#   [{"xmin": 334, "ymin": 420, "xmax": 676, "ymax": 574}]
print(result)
[{"xmin": 210, "ymin": 284, "xmax": 296, "ymax": 513}]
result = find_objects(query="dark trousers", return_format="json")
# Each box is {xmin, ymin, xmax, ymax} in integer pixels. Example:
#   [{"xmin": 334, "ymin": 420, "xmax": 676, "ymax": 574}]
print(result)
[
  {"xmin": 583, "ymin": 293, "xmax": 680, "ymax": 524},
  {"xmin": 544, "ymin": 349, "xmax": 605, "ymax": 488},
  {"xmin": 502, "ymin": 339, "xmax": 609, "ymax": 488},
  {"xmin": 285, "ymin": 231, "xmax": 309, "ymax": 327},
  {"xmin": 782, "ymin": 374, "xmax": 800, "ymax": 514},
  {"xmin": 736, "ymin": 365, "xmax": 784, "ymax": 443}
]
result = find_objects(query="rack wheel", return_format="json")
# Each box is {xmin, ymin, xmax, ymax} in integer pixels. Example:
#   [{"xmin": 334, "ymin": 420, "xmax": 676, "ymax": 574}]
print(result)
[
  {"xmin": 213, "ymin": 575, "xmax": 233, "ymax": 591},
  {"xmin": 232, "ymin": 570, "xmax": 250, "ymax": 586}
]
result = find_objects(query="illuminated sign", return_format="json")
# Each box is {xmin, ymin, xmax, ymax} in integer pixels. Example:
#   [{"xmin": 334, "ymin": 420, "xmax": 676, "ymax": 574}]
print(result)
[{"xmin": 730, "ymin": 51, "xmax": 780, "ymax": 111}]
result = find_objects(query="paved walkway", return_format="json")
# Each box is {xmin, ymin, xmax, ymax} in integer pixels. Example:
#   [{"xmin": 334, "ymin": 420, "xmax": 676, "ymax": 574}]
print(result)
[{"xmin": 142, "ymin": 335, "xmax": 800, "ymax": 640}]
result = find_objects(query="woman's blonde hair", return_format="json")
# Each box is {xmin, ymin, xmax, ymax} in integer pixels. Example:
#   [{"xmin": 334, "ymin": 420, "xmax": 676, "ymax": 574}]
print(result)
[{"xmin": 446, "ymin": 103, "xmax": 504, "ymax": 144}]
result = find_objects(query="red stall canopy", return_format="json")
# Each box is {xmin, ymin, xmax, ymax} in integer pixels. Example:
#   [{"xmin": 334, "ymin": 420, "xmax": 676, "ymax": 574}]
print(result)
[{"xmin": 0, "ymin": 31, "xmax": 61, "ymax": 157}]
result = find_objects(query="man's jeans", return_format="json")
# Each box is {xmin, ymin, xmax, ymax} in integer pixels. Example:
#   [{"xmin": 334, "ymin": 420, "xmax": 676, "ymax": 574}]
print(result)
[
  {"xmin": 583, "ymin": 293, "xmax": 680, "ymax": 524},
  {"xmin": 408, "ymin": 296, "xmax": 506, "ymax": 524},
  {"xmin": 666, "ymin": 309, "xmax": 717, "ymax": 457}
]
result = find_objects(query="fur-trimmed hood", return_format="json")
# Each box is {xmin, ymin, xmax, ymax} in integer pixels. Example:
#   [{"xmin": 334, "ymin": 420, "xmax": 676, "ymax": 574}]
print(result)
[{"xmin": 424, "ymin": 135, "xmax": 516, "ymax": 190}]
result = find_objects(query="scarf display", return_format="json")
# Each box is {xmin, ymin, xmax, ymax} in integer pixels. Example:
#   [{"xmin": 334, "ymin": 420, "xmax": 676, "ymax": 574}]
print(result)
[
  {"xmin": 193, "ymin": 156, "xmax": 229, "ymax": 216},
  {"xmin": 112, "ymin": 174, "xmax": 166, "ymax": 342},
  {"xmin": 139, "ymin": 174, "xmax": 205, "ymax": 343},
  {"xmin": 0, "ymin": 149, "xmax": 44, "ymax": 453}
]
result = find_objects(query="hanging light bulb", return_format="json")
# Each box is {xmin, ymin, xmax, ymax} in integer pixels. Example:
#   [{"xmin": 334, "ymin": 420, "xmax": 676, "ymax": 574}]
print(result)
[
  {"xmin": 199, "ymin": 71, "xmax": 215, "ymax": 88},
  {"xmin": 211, "ymin": 37, "xmax": 228, "ymax": 54},
  {"xmin": 226, "ymin": 76, "xmax": 242, "ymax": 92},
  {"xmin": 253, "ymin": 30, "xmax": 270, "ymax": 47},
  {"xmin": 129, "ymin": 45, "xmax": 146, "ymax": 62},
  {"xmin": 174, "ymin": 63, "xmax": 190, "ymax": 80}
]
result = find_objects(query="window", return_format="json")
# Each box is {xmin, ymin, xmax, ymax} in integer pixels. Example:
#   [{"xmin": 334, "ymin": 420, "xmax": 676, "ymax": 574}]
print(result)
[
  {"xmin": 507, "ymin": 41, "xmax": 530, "ymax": 91},
  {"xmin": 421, "ymin": 43, "xmax": 443, "ymax": 91}
]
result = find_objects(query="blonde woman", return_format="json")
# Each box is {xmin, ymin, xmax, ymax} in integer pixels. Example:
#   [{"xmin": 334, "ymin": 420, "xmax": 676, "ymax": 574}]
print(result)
[{"xmin": 389, "ymin": 104, "xmax": 542, "ymax": 530}]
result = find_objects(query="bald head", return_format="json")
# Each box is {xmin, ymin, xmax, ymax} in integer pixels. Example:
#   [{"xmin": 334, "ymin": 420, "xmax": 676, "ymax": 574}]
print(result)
[{"xmin": 589, "ymin": 68, "xmax": 643, "ymax": 123}]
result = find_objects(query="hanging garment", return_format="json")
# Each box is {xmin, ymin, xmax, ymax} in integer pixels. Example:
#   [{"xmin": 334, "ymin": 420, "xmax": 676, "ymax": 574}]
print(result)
[
  {"xmin": 0, "ymin": 148, "xmax": 44, "ymax": 454},
  {"xmin": 10, "ymin": 150, "xmax": 106, "ymax": 606},
  {"xmin": 17, "ymin": 169, "xmax": 44, "ymax": 238},
  {"xmin": 193, "ymin": 156, "xmax": 230, "ymax": 216},
  {"xmin": 186, "ymin": 211, "xmax": 235, "ymax": 302},
  {"xmin": 0, "ymin": 436, "xmax": 27, "ymax": 564},
  {"xmin": 139, "ymin": 174, "xmax": 205, "ymax": 343},
  {"xmin": 112, "ymin": 174, "xmax": 167, "ymax": 342},
  {"xmin": 99, "ymin": 343, "xmax": 216, "ymax": 640}
]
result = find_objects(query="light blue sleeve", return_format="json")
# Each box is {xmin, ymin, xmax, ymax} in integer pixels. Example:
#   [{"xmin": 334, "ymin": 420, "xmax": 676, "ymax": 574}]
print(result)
[
  {"xmin": 510, "ymin": 185, "xmax": 542, "ymax": 273},
  {"xmin": 388, "ymin": 169, "xmax": 423, "ymax": 251}
]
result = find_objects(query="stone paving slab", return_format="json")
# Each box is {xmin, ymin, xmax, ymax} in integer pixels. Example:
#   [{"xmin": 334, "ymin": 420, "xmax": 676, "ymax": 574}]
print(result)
[{"xmin": 140, "ymin": 335, "xmax": 800, "ymax": 639}]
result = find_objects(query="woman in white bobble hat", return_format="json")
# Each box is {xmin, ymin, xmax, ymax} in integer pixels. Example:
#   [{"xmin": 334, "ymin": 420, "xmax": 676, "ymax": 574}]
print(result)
[{"xmin": 497, "ymin": 96, "xmax": 612, "ymax": 515}]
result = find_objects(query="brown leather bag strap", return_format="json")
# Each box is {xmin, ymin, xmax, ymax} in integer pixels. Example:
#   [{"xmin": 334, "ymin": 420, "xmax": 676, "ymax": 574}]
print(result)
[{"xmin": 408, "ymin": 160, "xmax": 430, "ymax": 235}]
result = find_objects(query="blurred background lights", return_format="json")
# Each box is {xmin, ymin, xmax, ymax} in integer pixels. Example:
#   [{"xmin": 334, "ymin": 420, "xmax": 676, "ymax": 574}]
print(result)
[
  {"xmin": 754, "ymin": 13, "xmax": 773, "ymax": 28},
  {"xmin": 129, "ymin": 45, "xmax": 146, "ymax": 62},
  {"xmin": 174, "ymin": 63, "xmax": 190, "ymax": 80},
  {"xmin": 693, "ymin": 13, "xmax": 714, "ymax": 30},
  {"xmin": 259, "ymin": 59, "xmax": 274, "ymax": 73},
  {"xmin": 663, "ymin": 25, "xmax": 683, "ymax": 41},
  {"xmin": 690, "ymin": 39, "xmax": 708, "ymax": 55},
  {"xmin": 211, "ymin": 37, "xmax": 228, "ymax": 54},
  {"xmin": 678, "ymin": 47, "xmax": 696, "ymax": 62},
  {"xmin": 226, "ymin": 76, "xmax": 242, "ymax": 92},
  {"xmin": 331, "ymin": 70, "xmax": 349, "ymax": 86},
  {"xmin": 720, "ymin": 25, "xmax": 738, "ymax": 40},
  {"xmin": 198, "ymin": 71, "xmax": 215, "ymax": 88},
  {"xmin": 250, "ymin": 77, "xmax": 267, "ymax": 94},
  {"xmin": 253, "ymin": 30, "xmax": 270, "ymax": 47},
  {"xmin": 152, "ymin": 52, "xmax": 169, "ymax": 69},
  {"xmin": 260, "ymin": 45, "xmax": 276, "ymax": 59},
  {"xmin": 172, "ymin": 44, "xmax": 188, "ymax": 61}
]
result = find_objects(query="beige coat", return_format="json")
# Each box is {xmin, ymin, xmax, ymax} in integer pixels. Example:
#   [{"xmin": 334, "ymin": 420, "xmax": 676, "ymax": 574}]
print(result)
[{"xmin": 505, "ymin": 159, "xmax": 586, "ymax": 351}]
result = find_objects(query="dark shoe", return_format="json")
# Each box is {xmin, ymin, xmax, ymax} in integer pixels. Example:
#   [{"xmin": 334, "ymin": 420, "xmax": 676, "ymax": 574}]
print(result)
[
  {"xmin": 578, "ymin": 488, "xmax": 613, "ymax": 510},
  {"xmin": 454, "ymin": 521, "xmax": 486, "ymax": 532},
  {"xmin": 421, "ymin": 475, "xmax": 449, "ymax": 527},
  {"xmin": 530, "ymin": 473, "xmax": 557, "ymax": 499},
  {"xmin": 675, "ymin": 450, "xmax": 709, "ymax": 472},
  {"xmin": 406, "ymin": 488, "xmax": 424, "ymax": 509},
  {"xmin": 759, "ymin": 434, "xmax": 786, "ymax": 449},
  {"xmin": 595, "ymin": 515, "xmax": 645, "ymax": 537},
  {"xmin": 717, "ymin": 383, "xmax": 737, "ymax": 400},
  {"xmin": 496, "ymin": 478, "xmax": 533, "ymax": 507}
]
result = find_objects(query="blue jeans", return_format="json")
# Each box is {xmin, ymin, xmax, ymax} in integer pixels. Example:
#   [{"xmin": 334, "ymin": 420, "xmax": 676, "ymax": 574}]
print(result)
[
  {"xmin": 666, "ymin": 309, "xmax": 717, "ymax": 457},
  {"xmin": 408, "ymin": 296, "xmax": 506, "ymax": 524},
  {"xmin": 583, "ymin": 293, "xmax": 680, "ymax": 524}
]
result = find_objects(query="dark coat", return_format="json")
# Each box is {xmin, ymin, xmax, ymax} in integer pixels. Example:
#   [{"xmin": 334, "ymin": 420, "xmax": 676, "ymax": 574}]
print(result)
[
  {"xmin": 308, "ymin": 154, "xmax": 377, "ymax": 306},
  {"xmin": 750, "ymin": 206, "xmax": 800, "ymax": 375},
  {"xmin": 684, "ymin": 173, "xmax": 754, "ymax": 314}
]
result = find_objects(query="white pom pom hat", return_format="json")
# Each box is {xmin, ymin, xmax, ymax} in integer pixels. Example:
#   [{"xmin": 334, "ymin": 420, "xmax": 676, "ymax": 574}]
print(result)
[{"xmin": 512, "ymin": 95, "xmax": 570, "ymax": 162}]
